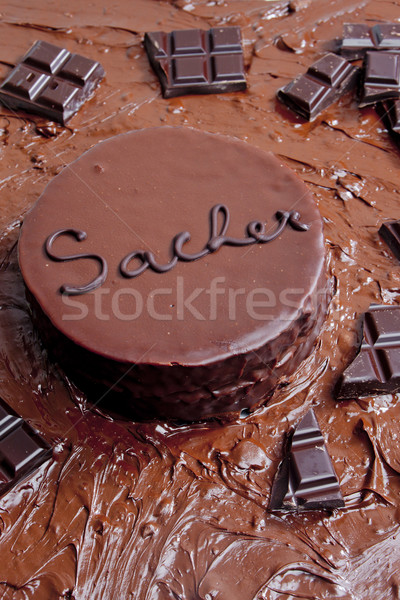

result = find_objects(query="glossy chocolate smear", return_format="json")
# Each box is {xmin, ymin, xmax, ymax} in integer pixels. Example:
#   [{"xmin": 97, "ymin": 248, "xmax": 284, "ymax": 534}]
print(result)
[{"xmin": 2, "ymin": 0, "xmax": 400, "ymax": 598}]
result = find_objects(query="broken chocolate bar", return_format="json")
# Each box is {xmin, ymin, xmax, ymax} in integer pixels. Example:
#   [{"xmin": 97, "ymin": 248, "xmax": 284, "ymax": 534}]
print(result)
[
  {"xmin": 379, "ymin": 219, "xmax": 400, "ymax": 261},
  {"xmin": 277, "ymin": 53, "xmax": 360, "ymax": 121},
  {"xmin": 341, "ymin": 23, "xmax": 400, "ymax": 60},
  {"xmin": 144, "ymin": 27, "xmax": 246, "ymax": 99},
  {"xmin": 269, "ymin": 409, "xmax": 344, "ymax": 511},
  {"xmin": 335, "ymin": 304, "xmax": 400, "ymax": 400},
  {"xmin": 359, "ymin": 51, "xmax": 400, "ymax": 107},
  {"xmin": 0, "ymin": 397, "xmax": 51, "ymax": 497},
  {"xmin": 0, "ymin": 40, "xmax": 105, "ymax": 124}
]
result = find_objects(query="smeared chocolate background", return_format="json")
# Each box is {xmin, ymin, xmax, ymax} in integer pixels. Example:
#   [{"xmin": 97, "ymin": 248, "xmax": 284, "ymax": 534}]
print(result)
[{"xmin": 1, "ymin": 0, "xmax": 400, "ymax": 598}]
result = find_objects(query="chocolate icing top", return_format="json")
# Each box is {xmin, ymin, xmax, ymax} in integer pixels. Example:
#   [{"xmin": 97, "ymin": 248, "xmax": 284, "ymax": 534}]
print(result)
[
  {"xmin": 1, "ymin": 0, "xmax": 400, "ymax": 598},
  {"xmin": 18, "ymin": 126, "xmax": 324, "ymax": 365}
]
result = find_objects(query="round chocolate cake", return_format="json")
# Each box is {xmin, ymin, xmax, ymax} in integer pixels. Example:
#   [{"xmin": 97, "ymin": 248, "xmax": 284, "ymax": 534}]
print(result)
[
  {"xmin": 19, "ymin": 126, "xmax": 328, "ymax": 420},
  {"xmin": 1, "ymin": 0, "xmax": 400, "ymax": 598}
]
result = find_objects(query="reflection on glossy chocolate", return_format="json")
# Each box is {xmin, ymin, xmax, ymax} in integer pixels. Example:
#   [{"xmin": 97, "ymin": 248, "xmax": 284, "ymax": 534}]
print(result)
[{"xmin": 2, "ymin": 0, "xmax": 400, "ymax": 598}]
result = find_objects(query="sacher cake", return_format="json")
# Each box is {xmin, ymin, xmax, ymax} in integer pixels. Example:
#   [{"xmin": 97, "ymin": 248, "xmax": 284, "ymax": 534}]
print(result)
[
  {"xmin": 1, "ymin": 0, "xmax": 400, "ymax": 599},
  {"xmin": 18, "ymin": 126, "xmax": 328, "ymax": 421}
]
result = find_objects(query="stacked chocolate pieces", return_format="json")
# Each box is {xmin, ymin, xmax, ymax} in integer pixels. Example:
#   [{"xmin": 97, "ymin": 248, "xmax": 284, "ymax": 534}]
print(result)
[{"xmin": 278, "ymin": 22, "xmax": 400, "ymax": 135}]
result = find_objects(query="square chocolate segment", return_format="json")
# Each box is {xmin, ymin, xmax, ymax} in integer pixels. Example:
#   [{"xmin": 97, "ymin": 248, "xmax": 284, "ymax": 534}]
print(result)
[
  {"xmin": 360, "ymin": 51, "xmax": 400, "ymax": 107},
  {"xmin": 277, "ymin": 53, "xmax": 360, "ymax": 120},
  {"xmin": 0, "ymin": 397, "xmax": 51, "ymax": 497},
  {"xmin": 144, "ymin": 26, "xmax": 246, "ymax": 98},
  {"xmin": 0, "ymin": 40, "xmax": 105, "ymax": 124}
]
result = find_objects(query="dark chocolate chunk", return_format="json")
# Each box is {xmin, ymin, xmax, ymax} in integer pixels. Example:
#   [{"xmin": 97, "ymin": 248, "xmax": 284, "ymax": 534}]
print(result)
[
  {"xmin": 379, "ymin": 220, "xmax": 400, "ymax": 261},
  {"xmin": 359, "ymin": 51, "xmax": 400, "ymax": 107},
  {"xmin": 277, "ymin": 53, "xmax": 360, "ymax": 120},
  {"xmin": 341, "ymin": 23, "xmax": 400, "ymax": 60},
  {"xmin": 144, "ymin": 27, "xmax": 246, "ymax": 99},
  {"xmin": 377, "ymin": 98, "xmax": 400, "ymax": 137},
  {"xmin": 0, "ymin": 40, "xmax": 105, "ymax": 124},
  {"xmin": 269, "ymin": 409, "xmax": 344, "ymax": 512},
  {"xmin": 0, "ymin": 397, "xmax": 51, "ymax": 497},
  {"xmin": 335, "ymin": 304, "xmax": 400, "ymax": 400}
]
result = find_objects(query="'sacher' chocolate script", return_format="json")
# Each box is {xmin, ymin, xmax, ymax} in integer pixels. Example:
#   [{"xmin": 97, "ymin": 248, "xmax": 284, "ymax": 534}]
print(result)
[{"xmin": 44, "ymin": 205, "xmax": 308, "ymax": 295}]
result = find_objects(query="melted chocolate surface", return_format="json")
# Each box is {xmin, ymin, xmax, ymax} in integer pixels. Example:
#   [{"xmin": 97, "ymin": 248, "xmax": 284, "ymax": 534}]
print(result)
[{"xmin": 1, "ymin": 0, "xmax": 400, "ymax": 598}]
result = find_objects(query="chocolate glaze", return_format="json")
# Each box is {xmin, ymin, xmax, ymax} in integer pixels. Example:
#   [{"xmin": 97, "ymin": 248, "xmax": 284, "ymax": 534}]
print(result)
[{"xmin": 1, "ymin": 0, "xmax": 400, "ymax": 598}]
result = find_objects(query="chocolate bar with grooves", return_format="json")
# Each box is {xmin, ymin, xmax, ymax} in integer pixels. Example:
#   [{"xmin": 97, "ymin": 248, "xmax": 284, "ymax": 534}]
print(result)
[
  {"xmin": 340, "ymin": 23, "xmax": 400, "ymax": 60},
  {"xmin": 144, "ymin": 27, "xmax": 246, "ymax": 99},
  {"xmin": 0, "ymin": 40, "xmax": 105, "ymax": 124},
  {"xmin": 0, "ymin": 397, "xmax": 51, "ymax": 498},
  {"xmin": 335, "ymin": 304, "xmax": 400, "ymax": 400},
  {"xmin": 269, "ymin": 409, "xmax": 344, "ymax": 512},
  {"xmin": 277, "ymin": 53, "xmax": 360, "ymax": 121}
]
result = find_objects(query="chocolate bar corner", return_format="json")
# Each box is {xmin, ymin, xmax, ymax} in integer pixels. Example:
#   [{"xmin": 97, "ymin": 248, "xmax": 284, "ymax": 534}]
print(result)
[
  {"xmin": 269, "ymin": 409, "xmax": 344, "ymax": 512},
  {"xmin": 0, "ymin": 396, "xmax": 51, "ymax": 498},
  {"xmin": 335, "ymin": 304, "xmax": 400, "ymax": 400}
]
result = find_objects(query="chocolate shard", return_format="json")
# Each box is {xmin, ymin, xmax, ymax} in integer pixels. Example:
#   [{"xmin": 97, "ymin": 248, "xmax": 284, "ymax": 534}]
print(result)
[
  {"xmin": 277, "ymin": 53, "xmax": 360, "ymax": 121},
  {"xmin": 341, "ymin": 23, "xmax": 400, "ymax": 60},
  {"xmin": 378, "ymin": 98, "xmax": 400, "ymax": 137},
  {"xmin": 379, "ymin": 220, "xmax": 400, "ymax": 261},
  {"xmin": 0, "ymin": 40, "xmax": 105, "ymax": 124},
  {"xmin": 359, "ymin": 51, "xmax": 400, "ymax": 108},
  {"xmin": 269, "ymin": 409, "xmax": 344, "ymax": 512},
  {"xmin": 335, "ymin": 304, "xmax": 400, "ymax": 400},
  {"xmin": 144, "ymin": 27, "xmax": 246, "ymax": 99},
  {"xmin": 0, "ymin": 397, "xmax": 51, "ymax": 497}
]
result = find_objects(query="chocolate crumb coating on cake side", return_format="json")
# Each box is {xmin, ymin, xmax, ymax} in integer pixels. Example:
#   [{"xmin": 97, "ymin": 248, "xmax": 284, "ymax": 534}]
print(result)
[{"xmin": 2, "ymin": 1, "xmax": 400, "ymax": 599}]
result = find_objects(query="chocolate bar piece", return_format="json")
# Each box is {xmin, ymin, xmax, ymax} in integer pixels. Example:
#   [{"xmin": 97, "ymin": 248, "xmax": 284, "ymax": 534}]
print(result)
[
  {"xmin": 341, "ymin": 23, "xmax": 400, "ymax": 60},
  {"xmin": 335, "ymin": 305, "xmax": 400, "ymax": 400},
  {"xmin": 269, "ymin": 409, "xmax": 344, "ymax": 512},
  {"xmin": 0, "ymin": 397, "xmax": 51, "ymax": 497},
  {"xmin": 379, "ymin": 220, "xmax": 400, "ymax": 261},
  {"xmin": 277, "ymin": 53, "xmax": 360, "ymax": 121},
  {"xmin": 0, "ymin": 40, "xmax": 105, "ymax": 124},
  {"xmin": 144, "ymin": 27, "xmax": 246, "ymax": 99},
  {"xmin": 359, "ymin": 51, "xmax": 400, "ymax": 107},
  {"xmin": 378, "ymin": 98, "xmax": 400, "ymax": 137}
]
